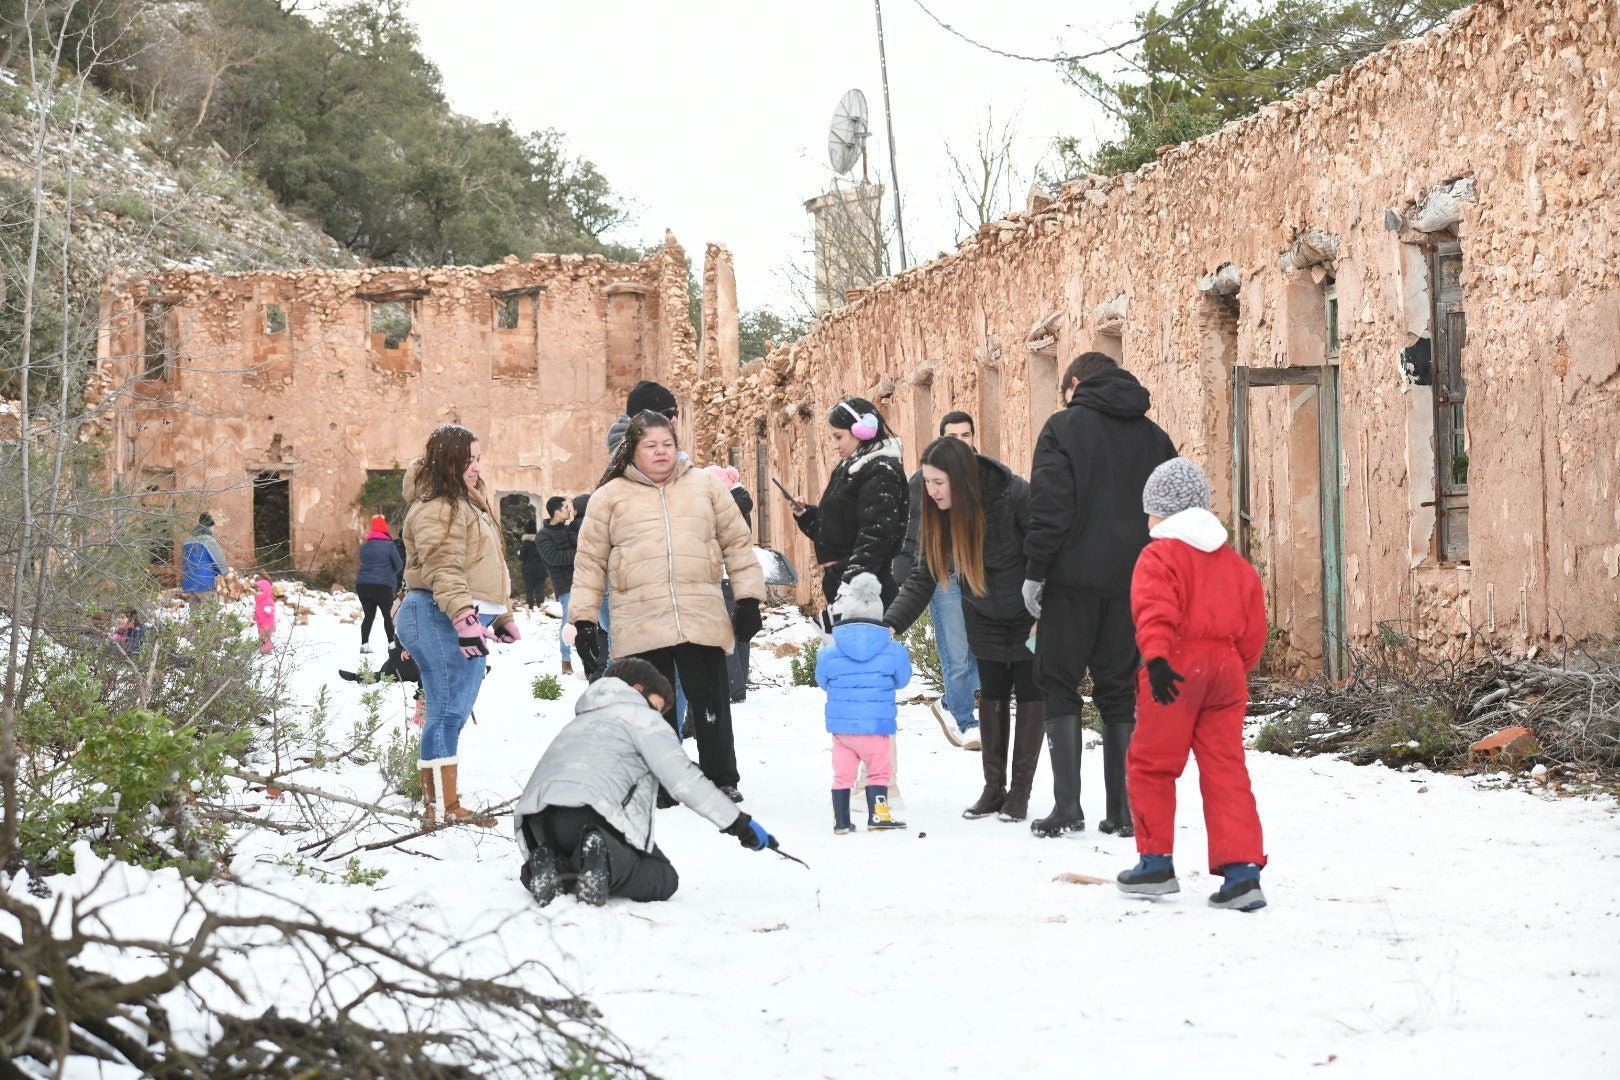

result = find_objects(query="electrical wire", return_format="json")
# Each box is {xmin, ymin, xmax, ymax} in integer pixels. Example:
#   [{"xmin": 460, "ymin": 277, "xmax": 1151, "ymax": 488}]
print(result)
[{"xmin": 907, "ymin": 0, "xmax": 1221, "ymax": 65}]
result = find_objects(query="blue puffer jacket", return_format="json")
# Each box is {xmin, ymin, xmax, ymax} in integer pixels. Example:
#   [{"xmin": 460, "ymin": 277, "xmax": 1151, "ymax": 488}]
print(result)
[
  {"xmin": 814, "ymin": 620, "xmax": 912, "ymax": 735},
  {"xmin": 355, "ymin": 536, "xmax": 405, "ymax": 588},
  {"xmin": 180, "ymin": 528, "xmax": 229, "ymax": 593}
]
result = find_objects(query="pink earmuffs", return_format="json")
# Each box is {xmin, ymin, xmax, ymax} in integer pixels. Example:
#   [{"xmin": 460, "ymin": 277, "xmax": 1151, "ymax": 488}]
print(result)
[{"xmin": 837, "ymin": 400, "xmax": 880, "ymax": 441}]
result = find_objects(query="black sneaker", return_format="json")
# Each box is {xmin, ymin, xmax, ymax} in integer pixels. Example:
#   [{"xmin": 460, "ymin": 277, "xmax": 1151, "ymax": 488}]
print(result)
[
  {"xmin": 1099, "ymin": 818, "xmax": 1135, "ymax": 837},
  {"xmin": 520, "ymin": 845, "xmax": 562, "ymax": 907},
  {"xmin": 575, "ymin": 828, "xmax": 611, "ymax": 907},
  {"xmin": 1208, "ymin": 877, "xmax": 1267, "ymax": 912},
  {"xmin": 720, "ymin": 785, "xmax": 744, "ymax": 803},
  {"xmin": 1117, "ymin": 855, "xmax": 1179, "ymax": 896},
  {"xmin": 1029, "ymin": 809, "xmax": 1085, "ymax": 838}
]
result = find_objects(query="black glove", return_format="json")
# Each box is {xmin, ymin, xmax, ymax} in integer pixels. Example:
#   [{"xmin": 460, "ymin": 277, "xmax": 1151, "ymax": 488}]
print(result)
[
  {"xmin": 1145, "ymin": 657, "xmax": 1185, "ymax": 706},
  {"xmin": 724, "ymin": 811, "xmax": 774, "ymax": 851},
  {"xmin": 732, "ymin": 598, "xmax": 762, "ymax": 641},
  {"xmin": 573, "ymin": 621, "xmax": 604, "ymax": 679}
]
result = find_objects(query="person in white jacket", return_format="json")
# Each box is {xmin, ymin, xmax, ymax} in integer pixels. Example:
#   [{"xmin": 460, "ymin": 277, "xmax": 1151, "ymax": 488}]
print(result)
[{"xmin": 514, "ymin": 658, "xmax": 780, "ymax": 906}]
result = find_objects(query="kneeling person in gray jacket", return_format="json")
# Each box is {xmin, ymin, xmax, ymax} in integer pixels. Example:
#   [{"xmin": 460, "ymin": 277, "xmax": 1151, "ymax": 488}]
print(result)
[{"xmin": 515, "ymin": 658, "xmax": 778, "ymax": 906}]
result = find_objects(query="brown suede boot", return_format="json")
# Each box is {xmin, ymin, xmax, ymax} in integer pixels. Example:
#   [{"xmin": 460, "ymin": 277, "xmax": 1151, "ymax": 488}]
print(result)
[
  {"xmin": 998, "ymin": 700, "xmax": 1045, "ymax": 821},
  {"xmin": 436, "ymin": 763, "xmax": 495, "ymax": 828},
  {"xmin": 962, "ymin": 698, "xmax": 1009, "ymax": 819},
  {"xmin": 419, "ymin": 768, "xmax": 437, "ymax": 827}
]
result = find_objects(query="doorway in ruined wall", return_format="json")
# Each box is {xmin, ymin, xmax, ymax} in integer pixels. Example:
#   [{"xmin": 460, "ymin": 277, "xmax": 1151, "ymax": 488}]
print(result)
[
  {"xmin": 252, "ymin": 471, "xmax": 291, "ymax": 574},
  {"xmin": 1232, "ymin": 365, "xmax": 1346, "ymax": 678},
  {"xmin": 499, "ymin": 493, "xmax": 536, "ymax": 601}
]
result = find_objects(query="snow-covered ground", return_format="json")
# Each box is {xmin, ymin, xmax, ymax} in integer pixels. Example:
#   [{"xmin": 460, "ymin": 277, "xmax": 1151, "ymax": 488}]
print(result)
[{"xmin": 28, "ymin": 595, "xmax": 1620, "ymax": 1076}]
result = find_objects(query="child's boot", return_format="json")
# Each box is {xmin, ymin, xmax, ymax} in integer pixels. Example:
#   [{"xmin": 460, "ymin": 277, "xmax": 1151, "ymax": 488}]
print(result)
[
  {"xmin": 1117, "ymin": 853, "xmax": 1179, "ymax": 896},
  {"xmin": 831, "ymin": 789, "xmax": 855, "ymax": 835},
  {"xmin": 1209, "ymin": 863, "xmax": 1267, "ymax": 912},
  {"xmin": 866, "ymin": 785, "xmax": 906, "ymax": 831}
]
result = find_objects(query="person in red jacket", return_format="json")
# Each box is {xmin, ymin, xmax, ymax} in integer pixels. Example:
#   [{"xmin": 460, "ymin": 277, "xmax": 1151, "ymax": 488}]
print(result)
[{"xmin": 1116, "ymin": 458, "xmax": 1269, "ymax": 911}]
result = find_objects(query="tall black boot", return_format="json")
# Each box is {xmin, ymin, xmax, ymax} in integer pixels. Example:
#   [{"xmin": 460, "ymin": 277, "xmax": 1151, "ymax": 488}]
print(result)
[
  {"xmin": 1030, "ymin": 714, "xmax": 1085, "ymax": 837},
  {"xmin": 1099, "ymin": 721, "xmax": 1135, "ymax": 836},
  {"xmin": 998, "ymin": 700, "xmax": 1044, "ymax": 821},
  {"xmin": 962, "ymin": 699, "xmax": 1009, "ymax": 819}
]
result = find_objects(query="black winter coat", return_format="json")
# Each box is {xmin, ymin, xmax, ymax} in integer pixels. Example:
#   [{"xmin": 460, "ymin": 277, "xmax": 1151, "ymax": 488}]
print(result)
[
  {"xmin": 518, "ymin": 535, "xmax": 547, "ymax": 579},
  {"xmin": 535, "ymin": 521, "xmax": 576, "ymax": 595},
  {"xmin": 1023, "ymin": 367, "xmax": 1177, "ymax": 598},
  {"xmin": 728, "ymin": 485, "xmax": 754, "ymax": 532},
  {"xmin": 885, "ymin": 455, "xmax": 1034, "ymax": 662},
  {"xmin": 793, "ymin": 438, "xmax": 908, "ymax": 604},
  {"xmin": 891, "ymin": 469, "xmax": 925, "ymax": 584}
]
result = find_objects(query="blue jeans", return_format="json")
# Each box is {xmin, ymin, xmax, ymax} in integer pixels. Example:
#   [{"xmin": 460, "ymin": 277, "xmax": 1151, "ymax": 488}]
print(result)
[
  {"xmin": 599, "ymin": 596, "xmax": 612, "ymax": 657},
  {"xmin": 396, "ymin": 590, "xmax": 491, "ymax": 762},
  {"xmin": 931, "ymin": 576, "xmax": 978, "ymax": 732},
  {"xmin": 558, "ymin": 591, "xmax": 572, "ymax": 661}
]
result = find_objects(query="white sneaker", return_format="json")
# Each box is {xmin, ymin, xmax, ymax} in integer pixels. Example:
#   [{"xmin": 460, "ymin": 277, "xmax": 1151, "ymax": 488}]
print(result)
[
  {"xmin": 930, "ymin": 699, "xmax": 965, "ymax": 747},
  {"xmin": 359, "ymin": 644, "xmax": 372, "ymax": 655},
  {"xmin": 961, "ymin": 727, "xmax": 981, "ymax": 751}
]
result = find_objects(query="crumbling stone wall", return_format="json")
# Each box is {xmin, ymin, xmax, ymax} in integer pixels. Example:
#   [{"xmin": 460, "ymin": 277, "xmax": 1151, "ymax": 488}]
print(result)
[
  {"xmin": 687, "ymin": 0, "xmax": 1620, "ymax": 667},
  {"xmin": 98, "ymin": 236, "xmax": 696, "ymax": 575}
]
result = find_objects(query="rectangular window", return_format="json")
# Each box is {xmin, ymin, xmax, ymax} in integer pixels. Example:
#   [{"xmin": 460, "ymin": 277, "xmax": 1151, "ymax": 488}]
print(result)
[
  {"xmin": 371, "ymin": 301, "xmax": 412, "ymax": 349},
  {"xmin": 1432, "ymin": 242, "xmax": 1468, "ymax": 562},
  {"xmin": 755, "ymin": 436, "xmax": 771, "ymax": 546},
  {"xmin": 142, "ymin": 304, "xmax": 170, "ymax": 379},
  {"xmin": 495, "ymin": 294, "xmax": 521, "ymax": 330},
  {"xmin": 264, "ymin": 303, "xmax": 288, "ymax": 335},
  {"xmin": 1324, "ymin": 280, "xmax": 1340, "ymax": 360}
]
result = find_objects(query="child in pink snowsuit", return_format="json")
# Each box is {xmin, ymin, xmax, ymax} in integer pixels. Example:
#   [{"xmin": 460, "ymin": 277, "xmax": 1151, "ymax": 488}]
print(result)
[
  {"xmin": 253, "ymin": 576, "xmax": 276, "ymax": 654},
  {"xmin": 814, "ymin": 573, "xmax": 911, "ymax": 834}
]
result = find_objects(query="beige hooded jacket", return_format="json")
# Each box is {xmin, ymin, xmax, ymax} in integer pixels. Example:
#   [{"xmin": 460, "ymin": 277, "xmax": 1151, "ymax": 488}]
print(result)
[
  {"xmin": 401, "ymin": 459, "xmax": 511, "ymax": 619},
  {"xmin": 571, "ymin": 459, "xmax": 765, "ymax": 658}
]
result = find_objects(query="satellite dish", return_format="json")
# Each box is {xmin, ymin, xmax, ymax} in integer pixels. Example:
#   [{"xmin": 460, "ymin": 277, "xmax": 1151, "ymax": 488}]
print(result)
[{"xmin": 827, "ymin": 89, "xmax": 870, "ymax": 177}]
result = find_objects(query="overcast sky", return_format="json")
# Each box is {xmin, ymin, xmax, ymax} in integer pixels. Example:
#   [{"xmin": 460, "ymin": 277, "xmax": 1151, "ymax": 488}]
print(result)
[{"xmin": 403, "ymin": 0, "xmax": 1157, "ymax": 314}]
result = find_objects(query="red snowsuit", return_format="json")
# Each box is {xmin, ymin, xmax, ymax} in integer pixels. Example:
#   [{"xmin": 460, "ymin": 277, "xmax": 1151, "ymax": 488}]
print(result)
[{"xmin": 1127, "ymin": 509, "xmax": 1268, "ymax": 871}]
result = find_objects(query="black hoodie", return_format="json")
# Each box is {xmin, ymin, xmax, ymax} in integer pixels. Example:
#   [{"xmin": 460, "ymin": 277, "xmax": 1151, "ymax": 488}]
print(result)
[{"xmin": 1023, "ymin": 367, "xmax": 1177, "ymax": 598}]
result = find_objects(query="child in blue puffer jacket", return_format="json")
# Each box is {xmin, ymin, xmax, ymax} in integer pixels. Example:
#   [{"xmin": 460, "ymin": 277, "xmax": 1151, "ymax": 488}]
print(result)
[{"xmin": 815, "ymin": 573, "xmax": 912, "ymax": 834}]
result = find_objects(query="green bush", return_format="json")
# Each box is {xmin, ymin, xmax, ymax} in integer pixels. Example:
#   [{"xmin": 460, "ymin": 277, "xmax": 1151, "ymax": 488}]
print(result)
[
  {"xmin": 899, "ymin": 609, "xmax": 943, "ymax": 695},
  {"xmin": 531, "ymin": 674, "xmax": 563, "ymax": 701},
  {"xmin": 789, "ymin": 638, "xmax": 820, "ymax": 687},
  {"xmin": 107, "ymin": 191, "xmax": 153, "ymax": 220},
  {"xmin": 379, "ymin": 725, "xmax": 423, "ymax": 802},
  {"xmin": 1253, "ymin": 712, "xmax": 1306, "ymax": 755},
  {"xmin": 1361, "ymin": 701, "xmax": 1461, "ymax": 766}
]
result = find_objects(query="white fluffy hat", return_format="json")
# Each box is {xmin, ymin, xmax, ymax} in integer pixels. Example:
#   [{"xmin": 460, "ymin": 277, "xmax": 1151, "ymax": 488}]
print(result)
[{"xmin": 831, "ymin": 572, "xmax": 884, "ymax": 623}]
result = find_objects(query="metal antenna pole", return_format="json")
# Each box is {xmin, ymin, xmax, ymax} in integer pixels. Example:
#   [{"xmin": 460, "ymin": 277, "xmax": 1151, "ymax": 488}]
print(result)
[{"xmin": 874, "ymin": 0, "xmax": 907, "ymax": 271}]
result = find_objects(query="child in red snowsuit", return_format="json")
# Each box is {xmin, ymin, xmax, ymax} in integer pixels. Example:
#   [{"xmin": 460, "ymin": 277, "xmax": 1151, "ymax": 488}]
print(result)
[{"xmin": 1117, "ymin": 458, "xmax": 1270, "ymax": 911}]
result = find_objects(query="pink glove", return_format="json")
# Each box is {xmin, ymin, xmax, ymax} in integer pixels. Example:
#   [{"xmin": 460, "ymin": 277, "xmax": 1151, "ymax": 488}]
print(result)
[
  {"xmin": 493, "ymin": 617, "xmax": 521, "ymax": 643},
  {"xmin": 451, "ymin": 609, "xmax": 492, "ymax": 659}
]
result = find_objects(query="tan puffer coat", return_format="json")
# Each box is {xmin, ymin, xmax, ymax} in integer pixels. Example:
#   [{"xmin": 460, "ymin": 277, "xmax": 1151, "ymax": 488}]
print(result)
[
  {"xmin": 401, "ymin": 460, "xmax": 511, "ymax": 619},
  {"xmin": 571, "ymin": 460, "xmax": 765, "ymax": 658}
]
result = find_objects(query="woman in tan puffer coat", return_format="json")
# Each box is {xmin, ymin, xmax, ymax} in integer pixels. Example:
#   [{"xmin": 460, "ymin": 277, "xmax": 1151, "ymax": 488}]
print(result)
[
  {"xmin": 397, "ymin": 423, "xmax": 518, "ymax": 827},
  {"xmin": 570, "ymin": 411, "xmax": 765, "ymax": 800}
]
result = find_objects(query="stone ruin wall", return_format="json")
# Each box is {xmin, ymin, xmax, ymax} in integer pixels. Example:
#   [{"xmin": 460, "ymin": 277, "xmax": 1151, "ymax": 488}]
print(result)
[
  {"xmin": 687, "ymin": 0, "xmax": 1620, "ymax": 668},
  {"xmin": 98, "ymin": 235, "xmax": 697, "ymax": 575}
]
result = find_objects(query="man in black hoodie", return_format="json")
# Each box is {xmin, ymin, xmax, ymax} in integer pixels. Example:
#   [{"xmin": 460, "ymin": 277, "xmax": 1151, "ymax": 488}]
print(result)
[{"xmin": 1022, "ymin": 352, "xmax": 1176, "ymax": 840}]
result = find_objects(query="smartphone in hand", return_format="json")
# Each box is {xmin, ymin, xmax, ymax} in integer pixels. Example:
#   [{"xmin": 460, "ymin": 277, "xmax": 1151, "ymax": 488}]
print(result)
[{"xmin": 771, "ymin": 476, "xmax": 806, "ymax": 512}]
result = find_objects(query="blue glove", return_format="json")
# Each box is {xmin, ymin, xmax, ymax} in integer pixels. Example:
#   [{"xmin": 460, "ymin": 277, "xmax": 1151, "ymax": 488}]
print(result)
[{"xmin": 725, "ymin": 811, "xmax": 774, "ymax": 851}]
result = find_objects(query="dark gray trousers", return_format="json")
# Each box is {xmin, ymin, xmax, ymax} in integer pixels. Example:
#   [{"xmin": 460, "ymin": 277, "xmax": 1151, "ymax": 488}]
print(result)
[{"xmin": 531, "ymin": 806, "xmax": 679, "ymax": 903}]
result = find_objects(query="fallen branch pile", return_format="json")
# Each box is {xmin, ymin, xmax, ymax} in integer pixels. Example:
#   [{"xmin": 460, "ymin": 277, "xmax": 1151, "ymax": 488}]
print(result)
[{"xmin": 1251, "ymin": 630, "xmax": 1620, "ymax": 782}]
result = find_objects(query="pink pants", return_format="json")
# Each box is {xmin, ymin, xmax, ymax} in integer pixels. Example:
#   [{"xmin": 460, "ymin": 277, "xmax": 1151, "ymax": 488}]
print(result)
[{"xmin": 831, "ymin": 734, "xmax": 893, "ymax": 788}]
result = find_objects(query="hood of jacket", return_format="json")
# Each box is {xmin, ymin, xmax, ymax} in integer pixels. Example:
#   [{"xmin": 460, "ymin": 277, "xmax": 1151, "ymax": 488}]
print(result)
[
  {"xmin": 1069, "ymin": 366, "xmax": 1152, "ymax": 419},
  {"xmin": 576, "ymin": 674, "xmax": 655, "ymax": 717},
  {"xmin": 831, "ymin": 619, "xmax": 892, "ymax": 662},
  {"xmin": 977, "ymin": 453, "xmax": 1014, "ymax": 500},
  {"xmin": 1150, "ymin": 507, "xmax": 1228, "ymax": 552},
  {"xmin": 624, "ymin": 457, "xmax": 692, "ymax": 488},
  {"xmin": 190, "ymin": 522, "xmax": 214, "ymax": 538},
  {"xmin": 846, "ymin": 437, "xmax": 902, "ymax": 476},
  {"xmin": 606, "ymin": 412, "xmax": 633, "ymax": 454}
]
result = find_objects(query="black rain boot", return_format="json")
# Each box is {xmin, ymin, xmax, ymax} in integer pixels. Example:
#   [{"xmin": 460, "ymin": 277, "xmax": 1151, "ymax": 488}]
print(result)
[
  {"xmin": 521, "ymin": 843, "xmax": 562, "ymax": 907},
  {"xmin": 575, "ymin": 827, "xmax": 612, "ymax": 907},
  {"xmin": 832, "ymin": 789, "xmax": 855, "ymax": 835},
  {"xmin": 1030, "ymin": 714, "xmax": 1085, "ymax": 837},
  {"xmin": 998, "ymin": 700, "xmax": 1045, "ymax": 821},
  {"xmin": 866, "ymin": 785, "xmax": 907, "ymax": 830},
  {"xmin": 1099, "ymin": 721, "xmax": 1135, "ymax": 837},
  {"xmin": 962, "ymin": 699, "xmax": 1009, "ymax": 819}
]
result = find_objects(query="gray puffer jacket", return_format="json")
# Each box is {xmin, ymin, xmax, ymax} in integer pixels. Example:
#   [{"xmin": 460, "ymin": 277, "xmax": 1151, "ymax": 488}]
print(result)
[{"xmin": 514, "ymin": 677, "xmax": 741, "ymax": 854}]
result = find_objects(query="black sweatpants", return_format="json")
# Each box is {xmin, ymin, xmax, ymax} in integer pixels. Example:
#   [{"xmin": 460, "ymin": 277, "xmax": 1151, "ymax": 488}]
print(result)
[
  {"xmin": 530, "ymin": 805, "xmax": 679, "ymax": 903},
  {"xmin": 633, "ymin": 643, "xmax": 738, "ymax": 788},
  {"xmin": 977, "ymin": 655, "xmax": 1039, "ymax": 703},
  {"xmin": 1033, "ymin": 589, "xmax": 1139, "ymax": 725},
  {"xmin": 522, "ymin": 569, "xmax": 546, "ymax": 607},
  {"xmin": 356, "ymin": 583, "xmax": 396, "ymax": 646}
]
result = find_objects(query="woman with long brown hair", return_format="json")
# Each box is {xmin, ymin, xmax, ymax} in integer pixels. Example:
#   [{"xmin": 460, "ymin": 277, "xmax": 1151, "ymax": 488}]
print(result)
[
  {"xmin": 883, "ymin": 436, "xmax": 1044, "ymax": 820},
  {"xmin": 396, "ymin": 424, "xmax": 519, "ymax": 827},
  {"xmin": 568, "ymin": 412, "xmax": 766, "ymax": 801}
]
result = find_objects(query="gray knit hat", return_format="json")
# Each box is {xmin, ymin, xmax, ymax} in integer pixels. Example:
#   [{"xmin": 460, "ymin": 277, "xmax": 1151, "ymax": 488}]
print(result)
[{"xmin": 1143, "ymin": 458, "xmax": 1213, "ymax": 517}]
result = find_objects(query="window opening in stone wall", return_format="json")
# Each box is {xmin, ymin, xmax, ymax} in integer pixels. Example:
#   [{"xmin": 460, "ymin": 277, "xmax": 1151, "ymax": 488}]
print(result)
[
  {"xmin": 1431, "ymin": 242, "xmax": 1468, "ymax": 563},
  {"xmin": 371, "ymin": 301, "xmax": 412, "ymax": 349},
  {"xmin": 253, "ymin": 471, "xmax": 291, "ymax": 572},
  {"xmin": 358, "ymin": 468, "xmax": 407, "ymax": 526},
  {"xmin": 142, "ymin": 304, "xmax": 171, "ymax": 379},
  {"xmin": 1096, "ymin": 329, "xmax": 1124, "ymax": 364},
  {"xmin": 1324, "ymin": 280, "xmax": 1339, "ymax": 360},
  {"xmin": 495, "ymin": 295, "xmax": 521, "ymax": 330},
  {"xmin": 755, "ymin": 434, "xmax": 771, "ymax": 546},
  {"xmin": 264, "ymin": 303, "xmax": 287, "ymax": 335}
]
